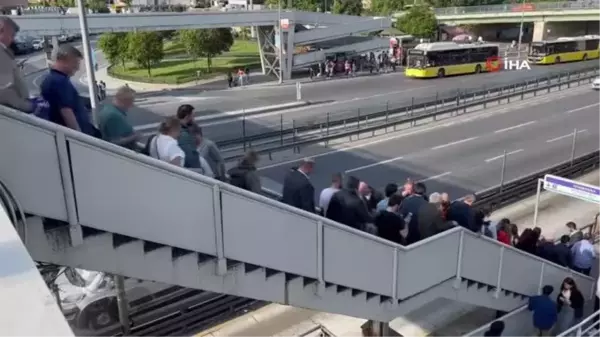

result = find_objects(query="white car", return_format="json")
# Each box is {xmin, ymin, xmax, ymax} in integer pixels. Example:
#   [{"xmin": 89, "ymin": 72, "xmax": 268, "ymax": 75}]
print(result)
[
  {"xmin": 593, "ymin": 77, "xmax": 600, "ymax": 90},
  {"xmin": 32, "ymin": 39, "xmax": 44, "ymax": 50}
]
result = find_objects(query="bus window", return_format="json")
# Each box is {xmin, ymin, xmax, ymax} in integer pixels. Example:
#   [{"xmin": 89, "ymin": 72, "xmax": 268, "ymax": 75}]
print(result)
[
  {"xmin": 585, "ymin": 39, "xmax": 599, "ymax": 50},
  {"xmin": 530, "ymin": 43, "xmax": 546, "ymax": 55}
]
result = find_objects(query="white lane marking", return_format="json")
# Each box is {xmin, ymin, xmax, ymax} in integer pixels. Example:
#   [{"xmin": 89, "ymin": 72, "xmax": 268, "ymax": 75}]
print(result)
[
  {"xmin": 420, "ymin": 171, "xmax": 452, "ymax": 182},
  {"xmin": 431, "ymin": 137, "xmax": 478, "ymax": 150},
  {"xmin": 344, "ymin": 156, "xmax": 404, "ymax": 173},
  {"xmin": 566, "ymin": 103, "xmax": 600, "ymax": 114},
  {"xmin": 493, "ymin": 120, "xmax": 537, "ymax": 134},
  {"xmin": 484, "ymin": 149, "xmax": 524, "ymax": 163},
  {"xmin": 546, "ymin": 129, "xmax": 588, "ymax": 143}
]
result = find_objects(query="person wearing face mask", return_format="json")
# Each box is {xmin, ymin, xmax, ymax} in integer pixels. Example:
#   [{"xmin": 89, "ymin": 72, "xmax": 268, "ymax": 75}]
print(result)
[
  {"xmin": 0, "ymin": 16, "xmax": 49, "ymax": 117},
  {"xmin": 556, "ymin": 277, "xmax": 584, "ymax": 334}
]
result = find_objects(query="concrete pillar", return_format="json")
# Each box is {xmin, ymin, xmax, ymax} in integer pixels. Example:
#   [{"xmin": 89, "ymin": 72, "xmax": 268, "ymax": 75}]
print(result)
[
  {"xmin": 284, "ymin": 22, "xmax": 295, "ymax": 80},
  {"xmin": 532, "ymin": 21, "xmax": 547, "ymax": 42},
  {"xmin": 363, "ymin": 320, "xmax": 391, "ymax": 336},
  {"xmin": 256, "ymin": 26, "xmax": 267, "ymax": 75}
]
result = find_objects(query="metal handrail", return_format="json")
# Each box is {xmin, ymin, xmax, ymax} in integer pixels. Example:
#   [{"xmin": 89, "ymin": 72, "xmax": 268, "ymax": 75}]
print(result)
[{"xmin": 558, "ymin": 309, "xmax": 600, "ymax": 336}]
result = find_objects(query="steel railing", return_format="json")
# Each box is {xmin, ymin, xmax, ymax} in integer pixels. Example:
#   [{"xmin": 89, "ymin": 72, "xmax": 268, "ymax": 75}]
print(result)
[
  {"xmin": 558, "ymin": 309, "xmax": 600, "ymax": 337},
  {"xmin": 220, "ymin": 67, "xmax": 599, "ymax": 162},
  {"xmin": 434, "ymin": 1, "xmax": 600, "ymax": 15}
]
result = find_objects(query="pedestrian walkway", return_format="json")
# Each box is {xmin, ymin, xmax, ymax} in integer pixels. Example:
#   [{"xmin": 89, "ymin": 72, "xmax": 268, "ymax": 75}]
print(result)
[{"xmin": 193, "ymin": 169, "xmax": 600, "ymax": 337}]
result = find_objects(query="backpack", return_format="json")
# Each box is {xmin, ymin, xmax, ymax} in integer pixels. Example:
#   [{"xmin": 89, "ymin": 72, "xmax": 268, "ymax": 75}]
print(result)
[{"xmin": 141, "ymin": 134, "xmax": 156, "ymax": 156}]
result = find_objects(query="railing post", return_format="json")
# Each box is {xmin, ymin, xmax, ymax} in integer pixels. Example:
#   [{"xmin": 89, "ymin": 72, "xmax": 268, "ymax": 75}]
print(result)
[
  {"xmin": 494, "ymin": 246, "xmax": 505, "ymax": 299},
  {"xmin": 500, "ymin": 150, "xmax": 507, "ymax": 191},
  {"xmin": 115, "ymin": 275, "xmax": 131, "ymax": 334},
  {"xmin": 326, "ymin": 112, "xmax": 330, "ymax": 145},
  {"xmin": 212, "ymin": 185, "xmax": 227, "ymax": 276},
  {"xmin": 316, "ymin": 221, "xmax": 325, "ymax": 296},
  {"xmin": 242, "ymin": 113, "xmax": 247, "ymax": 152},
  {"xmin": 570, "ymin": 128, "xmax": 577, "ymax": 166},
  {"xmin": 435, "ymin": 92, "xmax": 439, "ymax": 113},
  {"xmin": 392, "ymin": 248, "xmax": 399, "ymax": 307},
  {"xmin": 279, "ymin": 114, "xmax": 283, "ymax": 146},
  {"xmin": 453, "ymin": 230, "xmax": 465, "ymax": 289},
  {"xmin": 357, "ymin": 109, "xmax": 360, "ymax": 130},
  {"xmin": 55, "ymin": 132, "xmax": 83, "ymax": 246}
]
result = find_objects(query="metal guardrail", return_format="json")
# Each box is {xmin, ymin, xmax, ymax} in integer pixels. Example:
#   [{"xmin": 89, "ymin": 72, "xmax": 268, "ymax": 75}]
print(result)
[
  {"xmin": 221, "ymin": 67, "xmax": 599, "ymax": 161},
  {"xmin": 433, "ymin": 1, "xmax": 600, "ymax": 15}
]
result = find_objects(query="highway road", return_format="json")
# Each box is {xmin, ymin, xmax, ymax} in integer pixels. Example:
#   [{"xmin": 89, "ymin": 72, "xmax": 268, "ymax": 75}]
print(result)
[
  {"xmin": 22, "ymin": 44, "xmax": 598, "ymax": 143},
  {"xmin": 256, "ymin": 88, "xmax": 600, "ymax": 202},
  {"xmin": 150, "ymin": 60, "xmax": 599, "ymax": 144}
]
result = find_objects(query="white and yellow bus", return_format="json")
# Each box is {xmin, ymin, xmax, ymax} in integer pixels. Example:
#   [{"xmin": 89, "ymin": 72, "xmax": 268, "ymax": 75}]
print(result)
[
  {"xmin": 528, "ymin": 35, "xmax": 600, "ymax": 65},
  {"xmin": 405, "ymin": 41, "xmax": 499, "ymax": 78}
]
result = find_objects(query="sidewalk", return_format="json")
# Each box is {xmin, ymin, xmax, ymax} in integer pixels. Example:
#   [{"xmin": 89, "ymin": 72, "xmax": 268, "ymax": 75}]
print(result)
[
  {"xmin": 91, "ymin": 65, "xmax": 400, "ymax": 94},
  {"xmin": 193, "ymin": 170, "xmax": 600, "ymax": 337}
]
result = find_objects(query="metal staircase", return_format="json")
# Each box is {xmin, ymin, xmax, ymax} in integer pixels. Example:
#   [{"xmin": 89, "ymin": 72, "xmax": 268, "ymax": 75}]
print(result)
[{"xmin": 0, "ymin": 105, "xmax": 594, "ymax": 323}]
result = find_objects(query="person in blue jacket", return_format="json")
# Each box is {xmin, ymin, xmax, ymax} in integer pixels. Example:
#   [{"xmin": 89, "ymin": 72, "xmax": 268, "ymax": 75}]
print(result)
[{"xmin": 528, "ymin": 285, "xmax": 557, "ymax": 336}]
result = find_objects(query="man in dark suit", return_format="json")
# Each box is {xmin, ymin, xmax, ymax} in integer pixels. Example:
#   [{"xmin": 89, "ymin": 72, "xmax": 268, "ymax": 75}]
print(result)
[{"xmin": 282, "ymin": 158, "xmax": 316, "ymax": 213}]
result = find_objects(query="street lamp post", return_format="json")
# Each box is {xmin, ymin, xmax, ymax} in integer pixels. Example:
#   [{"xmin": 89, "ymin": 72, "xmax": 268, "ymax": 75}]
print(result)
[
  {"xmin": 76, "ymin": 0, "xmax": 100, "ymax": 125},
  {"xmin": 516, "ymin": 0, "xmax": 526, "ymax": 59},
  {"xmin": 277, "ymin": 0, "xmax": 283, "ymax": 84}
]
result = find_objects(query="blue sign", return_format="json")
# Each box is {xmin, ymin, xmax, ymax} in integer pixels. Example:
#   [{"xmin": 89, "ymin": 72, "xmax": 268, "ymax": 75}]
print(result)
[{"xmin": 543, "ymin": 174, "xmax": 600, "ymax": 204}]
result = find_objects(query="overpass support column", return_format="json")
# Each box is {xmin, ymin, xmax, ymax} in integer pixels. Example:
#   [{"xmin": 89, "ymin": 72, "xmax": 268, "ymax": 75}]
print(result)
[
  {"xmin": 363, "ymin": 320, "xmax": 391, "ymax": 336},
  {"xmin": 284, "ymin": 23, "xmax": 295, "ymax": 81},
  {"xmin": 532, "ymin": 21, "xmax": 548, "ymax": 42},
  {"xmin": 256, "ymin": 25, "xmax": 281, "ymax": 80}
]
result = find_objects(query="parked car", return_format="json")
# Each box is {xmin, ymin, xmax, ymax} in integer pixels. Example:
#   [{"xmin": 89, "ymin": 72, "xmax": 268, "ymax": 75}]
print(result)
[
  {"xmin": 32, "ymin": 39, "xmax": 44, "ymax": 51},
  {"xmin": 593, "ymin": 77, "xmax": 600, "ymax": 90}
]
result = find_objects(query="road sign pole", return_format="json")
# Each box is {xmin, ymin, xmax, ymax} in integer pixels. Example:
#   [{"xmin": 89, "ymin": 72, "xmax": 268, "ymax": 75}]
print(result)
[
  {"xmin": 500, "ymin": 150, "xmax": 507, "ymax": 191},
  {"xmin": 570, "ymin": 128, "xmax": 577, "ymax": 166},
  {"xmin": 277, "ymin": 0, "xmax": 283, "ymax": 85},
  {"xmin": 76, "ymin": 0, "xmax": 100, "ymax": 125},
  {"xmin": 533, "ymin": 179, "xmax": 543, "ymax": 228}
]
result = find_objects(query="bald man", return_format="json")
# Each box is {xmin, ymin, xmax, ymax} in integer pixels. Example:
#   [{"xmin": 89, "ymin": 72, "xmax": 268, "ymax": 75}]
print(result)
[{"xmin": 98, "ymin": 85, "xmax": 139, "ymax": 150}]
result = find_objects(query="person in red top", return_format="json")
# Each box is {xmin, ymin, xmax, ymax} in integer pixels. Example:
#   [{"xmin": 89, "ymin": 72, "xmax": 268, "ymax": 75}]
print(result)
[{"xmin": 497, "ymin": 222, "xmax": 511, "ymax": 245}]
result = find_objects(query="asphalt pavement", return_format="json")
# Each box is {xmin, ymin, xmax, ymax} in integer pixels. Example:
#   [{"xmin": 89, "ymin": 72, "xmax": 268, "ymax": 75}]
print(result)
[{"xmin": 256, "ymin": 89, "xmax": 600, "ymax": 202}]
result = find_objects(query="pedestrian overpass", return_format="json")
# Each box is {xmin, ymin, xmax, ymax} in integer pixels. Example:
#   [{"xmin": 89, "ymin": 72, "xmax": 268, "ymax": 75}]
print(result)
[
  {"xmin": 11, "ymin": 10, "xmax": 391, "ymax": 80},
  {"xmin": 0, "ymin": 105, "xmax": 594, "ymax": 327},
  {"xmin": 432, "ymin": 2, "xmax": 600, "ymax": 41}
]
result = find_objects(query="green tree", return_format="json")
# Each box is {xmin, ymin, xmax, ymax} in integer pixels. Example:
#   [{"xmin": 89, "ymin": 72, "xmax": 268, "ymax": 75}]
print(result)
[
  {"xmin": 127, "ymin": 32, "xmax": 164, "ymax": 77},
  {"xmin": 177, "ymin": 28, "xmax": 233, "ymax": 73},
  {"xmin": 369, "ymin": 0, "xmax": 404, "ymax": 15},
  {"xmin": 98, "ymin": 32, "xmax": 129, "ymax": 69},
  {"xmin": 264, "ymin": 0, "xmax": 321, "ymax": 11},
  {"xmin": 396, "ymin": 5, "xmax": 437, "ymax": 39},
  {"xmin": 86, "ymin": 0, "xmax": 109, "ymax": 12},
  {"xmin": 55, "ymin": 0, "xmax": 75, "ymax": 7},
  {"xmin": 332, "ymin": 0, "xmax": 363, "ymax": 15}
]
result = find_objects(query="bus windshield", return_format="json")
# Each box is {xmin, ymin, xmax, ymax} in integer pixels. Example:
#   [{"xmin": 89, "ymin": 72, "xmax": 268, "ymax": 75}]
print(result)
[
  {"xmin": 529, "ymin": 43, "xmax": 546, "ymax": 56},
  {"xmin": 407, "ymin": 49, "xmax": 426, "ymax": 68}
]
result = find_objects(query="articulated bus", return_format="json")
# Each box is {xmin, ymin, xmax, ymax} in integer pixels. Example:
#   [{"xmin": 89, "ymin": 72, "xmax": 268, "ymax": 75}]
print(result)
[
  {"xmin": 528, "ymin": 35, "xmax": 600, "ymax": 65},
  {"xmin": 405, "ymin": 42, "xmax": 499, "ymax": 78}
]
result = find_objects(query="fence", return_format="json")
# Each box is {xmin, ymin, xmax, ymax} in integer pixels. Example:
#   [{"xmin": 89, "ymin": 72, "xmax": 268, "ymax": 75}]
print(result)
[
  {"xmin": 434, "ymin": 1, "xmax": 600, "ymax": 15},
  {"xmin": 219, "ymin": 67, "xmax": 598, "ymax": 162}
]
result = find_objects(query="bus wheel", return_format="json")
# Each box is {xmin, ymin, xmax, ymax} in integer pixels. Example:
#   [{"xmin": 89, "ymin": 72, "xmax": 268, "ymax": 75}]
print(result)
[
  {"xmin": 583, "ymin": 54, "xmax": 588, "ymax": 61},
  {"xmin": 555, "ymin": 56, "xmax": 561, "ymax": 64},
  {"xmin": 437, "ymin": 68, "xmax": 445, "ymax": 78},
  {"xmin": 475, "ymin": 64, "xmax": 481, "ymax": 74}
]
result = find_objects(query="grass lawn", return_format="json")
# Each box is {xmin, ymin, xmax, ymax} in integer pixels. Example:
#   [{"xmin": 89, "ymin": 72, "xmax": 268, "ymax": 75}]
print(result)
[{"xmin": 111, "ymin": 39, "xmax": 260, "ymax": 84}]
